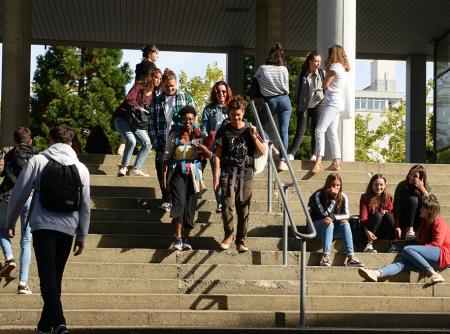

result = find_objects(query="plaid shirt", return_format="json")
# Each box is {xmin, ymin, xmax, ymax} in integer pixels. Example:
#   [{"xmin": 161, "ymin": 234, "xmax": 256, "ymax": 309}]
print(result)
[
  {"xmin": 200, "ymin": 103, "xmax": 228, "ymax": 134},
  {"xmin": 149, "ymin": 90, "xmax": 195, "ymax": 150}
]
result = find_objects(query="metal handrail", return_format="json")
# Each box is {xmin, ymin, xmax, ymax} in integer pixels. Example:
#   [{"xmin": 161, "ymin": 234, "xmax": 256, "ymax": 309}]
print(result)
[{"xmin": 250, "ymin": 101, "xmax": 317, "ymax": 328}]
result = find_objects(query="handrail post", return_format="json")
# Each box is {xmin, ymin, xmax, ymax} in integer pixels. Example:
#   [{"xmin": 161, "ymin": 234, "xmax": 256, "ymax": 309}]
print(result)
[
  {"xmin": 267, "ymin": 142, "xmax": 273, "ymax": 213},
  {"xmin": 282, "ymin": 183, "xmax": 288, "ymax": 266},
  {"xmin": 300, "ymin": 239, "xmax": 306, "ymax": 328}
]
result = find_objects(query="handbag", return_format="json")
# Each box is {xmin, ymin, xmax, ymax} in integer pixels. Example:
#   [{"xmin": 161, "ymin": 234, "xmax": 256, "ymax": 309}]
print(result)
[
  {"xmin": 248, "ymin": 77, "xmax": 262, "ymax": 99},
  {"xmin": 126, "ymin": 106, "xmax": 149, "ymax": 130}
]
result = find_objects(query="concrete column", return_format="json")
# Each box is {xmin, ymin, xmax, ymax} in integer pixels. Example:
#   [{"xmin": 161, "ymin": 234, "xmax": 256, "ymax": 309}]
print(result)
[
  {"xmin": 227, "ymin": 48, "xmax": 245, "ymax": 96},
  {"xmin": 255, "ymin": 0, "xmax": 284, "ymax": 67},
  {"xmin": 317, "ymin": 0, "xmax": 356, "ymax": 162},
  {"xmin": 406, "ymin": 54, "xmax": 427, "ymax": 163},
  {"xmin": 1, "ymin": 0, "xmax": 32, "ymax": 147}
]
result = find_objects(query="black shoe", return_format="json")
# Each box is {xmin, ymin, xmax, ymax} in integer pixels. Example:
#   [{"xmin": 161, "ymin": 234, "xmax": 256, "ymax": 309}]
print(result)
[{"xmin": 54, "ymin": 324, "xmax": 69, "ymax": 334}]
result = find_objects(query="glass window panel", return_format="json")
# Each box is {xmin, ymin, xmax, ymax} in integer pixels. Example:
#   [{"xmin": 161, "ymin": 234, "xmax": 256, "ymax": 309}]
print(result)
[
  {"xmin": 436, "ymin": 33, "xmax": 450, "ymax": 77},
  {"xmin": 360, "ymin": 99, "xmax": 367, "ymax": 109},
  {"xmin": 368, "ymin": 99, "xmax": 374, "ymax": 110},
  {"xmin": 436, "ymin": 70, "xmax": 450, "ymax": 151}
]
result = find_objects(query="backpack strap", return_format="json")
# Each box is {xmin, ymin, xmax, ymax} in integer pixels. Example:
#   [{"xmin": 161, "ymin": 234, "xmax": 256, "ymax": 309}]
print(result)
[{"xmin": 318, "ymin": 68, "xmax": 325, "ymax": 82}]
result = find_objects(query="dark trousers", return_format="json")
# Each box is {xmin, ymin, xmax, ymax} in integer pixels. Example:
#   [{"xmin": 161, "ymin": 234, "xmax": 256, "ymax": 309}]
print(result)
[
  {"xmin": 399, "ymin": 196, "xmax": 421, "ymax": 230},
  {"xmin": 155, "ymin": 149, "xmax": 171, "ymax": 202},
  {"xmin": 367, "ymin": 211, "xmax": 395, "ymax": 240},
  {"xmin": 170, "ymin": 169, "xmax": 197, "ymax": 229},
  {"xmin": 220, "ymin": 177, "xmax": 253, "ymax": 245},
  {"xmin": 289, "ymin": 105, "xmax": 320, "ymax": 157},
  {"xmin": 33, "ymin": 229, "xmax": 73, "ymax": 332}
]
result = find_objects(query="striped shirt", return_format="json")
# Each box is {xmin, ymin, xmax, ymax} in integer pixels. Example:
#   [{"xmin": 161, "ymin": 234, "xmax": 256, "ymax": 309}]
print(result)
[{"xmin": 254, "ymin": 65, "xmax": 289, "ymax": 97}]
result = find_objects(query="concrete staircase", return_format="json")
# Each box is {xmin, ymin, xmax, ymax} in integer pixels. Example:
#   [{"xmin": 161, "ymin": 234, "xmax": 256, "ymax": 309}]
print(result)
[{"xmin": 1, "ymin": 155, "xmax": 450, "ymax": 332}]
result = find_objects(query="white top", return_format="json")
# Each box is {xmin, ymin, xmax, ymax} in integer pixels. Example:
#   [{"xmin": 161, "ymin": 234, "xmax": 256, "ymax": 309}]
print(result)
[
  {"xmin": 255, "ymin": 65, "xmax": 289, "ymax": 97},
  {"xmin": 325, "ymin": 63, "xmax": 348, "ymax": 108}
]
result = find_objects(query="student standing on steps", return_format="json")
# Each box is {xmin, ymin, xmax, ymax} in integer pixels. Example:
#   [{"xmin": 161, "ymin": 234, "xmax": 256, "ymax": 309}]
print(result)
[
  {"xmin": 213, "ymin": 96, "xmax": 266, "ymax": 252},
  {"xmin": 309, "ymin": 172, "xmax": 364, "ymax": 267},
  {"xmin": 6, "ymin": 124, "xmax": 91, "ymax": 334},
  {"xmin": 163, "ymin": 106, "xmax": 212, "ymax": 251},
  {"xmin": 0, "ymin": 127, "xmax": 37, "ymax": 295},
  {"xmin": 359, "ymin": 198, "xmax": 450, "ymax": 284}
]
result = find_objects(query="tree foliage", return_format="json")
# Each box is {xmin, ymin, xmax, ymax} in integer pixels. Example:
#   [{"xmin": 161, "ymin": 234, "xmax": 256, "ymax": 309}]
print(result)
[
  {"xmin": 178, "ymin": 62, "xmax": 224, "ymax": 116},
  {"xmin": 30, "ymin": 46, "xmax": 133, "ymax": 151}
]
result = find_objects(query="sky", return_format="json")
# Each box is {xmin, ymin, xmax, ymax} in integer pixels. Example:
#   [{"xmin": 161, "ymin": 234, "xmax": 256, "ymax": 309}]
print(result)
[{"xmin": 0, "ymin": 44, "xmax": 434, "ymax": 98}]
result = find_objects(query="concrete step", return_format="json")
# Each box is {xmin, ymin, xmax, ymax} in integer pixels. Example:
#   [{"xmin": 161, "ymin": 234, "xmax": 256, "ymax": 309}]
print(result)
[
  {"xmin": 3, "ymin": 308, "xmax": 450, "ymax": 328},
  {"xmin": 87, "ymin": 163, "xmax": 450, "ymax": 186},
  {"xmin": 90, "ymin": 197, "xmax": 282, "ymax": 212},
  {"xmin": 2, "ymin": 293, "xmax": 450, "ymax": 313},
  {"xmin": 90, "ymin": 208, "xmax": 283, "ymax": 224}
]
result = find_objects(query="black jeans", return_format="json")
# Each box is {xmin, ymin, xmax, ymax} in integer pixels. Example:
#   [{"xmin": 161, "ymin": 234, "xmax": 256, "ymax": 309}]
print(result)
[
  {"xmin": 367, "ymin": 211, "xmax": 395, "ymax": 240},
  {"xmin": 170, "ymin": 169, "xmax": 197, "ymax": 229},
  {"xmin": 289, "ymin": 105, "xmax": 320, "ymax": 158},
  {"xmin": 33, "ymin": 229, "xmax": 73, "ymax": 332},
  {"xmin": 155, "ymin": 149, "xmax": 171, "ymax": 203},
  {"xmin": 399, "ymin": 196, "xmax": 421, "ymax": 230}
]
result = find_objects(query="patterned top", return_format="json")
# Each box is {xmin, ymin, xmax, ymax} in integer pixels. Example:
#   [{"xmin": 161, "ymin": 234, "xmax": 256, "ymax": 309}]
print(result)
[{"xmin": 149, "ymin": 91, "xmax": 195, "ymax": 150}]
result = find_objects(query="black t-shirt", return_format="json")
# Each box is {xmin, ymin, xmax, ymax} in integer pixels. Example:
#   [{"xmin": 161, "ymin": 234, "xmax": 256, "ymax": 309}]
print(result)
[{"xmin": 215, "ymin": 122, "xmax": 255, "ymax": 181}]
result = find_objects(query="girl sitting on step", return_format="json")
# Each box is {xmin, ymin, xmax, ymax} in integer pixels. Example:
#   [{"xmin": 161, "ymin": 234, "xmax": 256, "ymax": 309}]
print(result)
[
  {"xmin": 358, "ymin": 198, "xmax": 450, "ymax": 284},
  {"xmin": 309, "ymin": 172, "xmax": 364, "ymax": 267},
  {"xmin": 360, "ymin": 174, "xmax": 396, "ymax": 253}
]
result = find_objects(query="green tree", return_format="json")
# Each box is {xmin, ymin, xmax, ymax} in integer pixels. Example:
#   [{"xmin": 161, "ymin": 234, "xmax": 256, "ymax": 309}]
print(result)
[
  {"xmin": 30, "ymin": 46, "xmax": 133, "ymax": 151},
  {"xmin": 178, "ymin": 62, "xmax": 224, "ymax": 116}
]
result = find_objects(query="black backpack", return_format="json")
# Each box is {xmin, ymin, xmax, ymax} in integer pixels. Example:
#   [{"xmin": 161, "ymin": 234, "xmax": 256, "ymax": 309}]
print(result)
[
  {"xmin": 40, "ymin": 159, "xmax": 83, "ymax": 213},
  {"xmin": 0, "ymin": 145, "xmax": 37, "ymax": 195}
]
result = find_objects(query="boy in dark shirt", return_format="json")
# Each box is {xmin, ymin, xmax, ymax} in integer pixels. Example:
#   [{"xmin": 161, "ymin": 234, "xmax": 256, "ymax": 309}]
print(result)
[{"xmin": 213, "ymin": 96, "xmax": 266, "ymax": 252}]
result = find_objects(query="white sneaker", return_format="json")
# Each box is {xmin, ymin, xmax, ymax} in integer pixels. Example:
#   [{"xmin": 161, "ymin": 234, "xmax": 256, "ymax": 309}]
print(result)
[
  {"xmin": 182, "ymin": 241, "xmax": 193, "ymax": 251},
  {"xmin": 277, "ymin": 160, "xmax": 289, "ymax": 172},
  {"xmin": 287, "ymin": 154, "xmax": 295, "ymax": 161},
  {"xmin": 405, "ymin": 230, "xmax": 416, "ymax": 241},
  {"xmin": 310, "ymin": 155, "xmax": 317, "ymax": 161},
  {"xmin": 363, "ymin": 243, "xmax": 377, "ymax": 253},
  {"xmin": 358, "ymin": 268, "xmax": 379, "ymax": 282},
  {"xmin": 131, "ymin": 169, "xmax": 149, "ymax": 177},
  {"xmin": 158, "ymin": 202, "xmax": 172, "ymax": 212},
  {"xmin": 18, "ymin": 283, "xmax": 32, "ymax": 295},
  {"xmin": 118, "ymin": 166, "xmax": 128, "ymax": 177}
]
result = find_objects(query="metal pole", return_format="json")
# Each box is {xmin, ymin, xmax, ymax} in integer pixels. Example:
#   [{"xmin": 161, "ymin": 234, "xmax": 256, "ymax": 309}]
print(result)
[
  {"xmin": 267, "ymin": 142, "xmax": 273, "ymax": 213},
  {"xmin": 300, "ymin": 239, "xmax": 306, "ymax": 328},
  {"xmin": 282, "ymin": 184, "xmax": 288, "ymax": 266}
]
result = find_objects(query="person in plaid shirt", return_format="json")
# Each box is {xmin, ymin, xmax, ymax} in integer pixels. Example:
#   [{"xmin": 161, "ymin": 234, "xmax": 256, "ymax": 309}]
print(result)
[{"xmin": 149, "ymin": 69, "xmax": 195, "ymax": 212}]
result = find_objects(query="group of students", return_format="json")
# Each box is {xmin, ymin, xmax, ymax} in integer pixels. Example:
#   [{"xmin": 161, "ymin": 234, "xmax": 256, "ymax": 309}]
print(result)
[
  {"xmin": 310, "ymin": 165, "xmax": 450, "ymax": 284},
  {"xmin": 113, "ymin": 44, "xmax": 266, "ymax": 251}
]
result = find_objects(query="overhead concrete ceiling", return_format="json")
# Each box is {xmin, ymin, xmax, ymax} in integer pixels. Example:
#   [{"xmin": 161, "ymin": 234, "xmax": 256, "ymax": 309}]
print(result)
[{"xmin": 0, "ymin": 0, "xmax": 449, "ymax": 59}]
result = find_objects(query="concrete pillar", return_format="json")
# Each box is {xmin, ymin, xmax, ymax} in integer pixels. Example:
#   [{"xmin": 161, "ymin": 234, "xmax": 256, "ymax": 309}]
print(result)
[
  {"xmin": 406, "ymin": 55, "xmax": 427, "ymax": 163},
  {"xmin": 0, "ymin": 0, "xmax": 32, "ymax": 147},
  {"xmin": 317, "ymin": 0, "xmax": 356, "ymax": 162},
  {"xmin": 227, "ymin": 48, "xmax": 245, "ymax": 96},
  {"xmin": 255, "ymin": 0, "xmax": 284, "ymax": 67}
]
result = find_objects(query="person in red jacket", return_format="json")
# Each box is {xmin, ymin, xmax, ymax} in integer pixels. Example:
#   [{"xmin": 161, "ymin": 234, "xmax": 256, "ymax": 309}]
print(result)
[
  {"xmin": 358, "ymin": 198, "xmax": 450, "ymax": 284},
  {"xmin": 359, "ymin": 174, "xmax": 396, "ymax": 253}
]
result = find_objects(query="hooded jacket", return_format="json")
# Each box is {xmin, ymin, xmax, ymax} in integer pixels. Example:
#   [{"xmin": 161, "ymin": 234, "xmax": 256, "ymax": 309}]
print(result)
[{"xmin": 6, "ymin": 143, "xmax": 91, "ymax": 242}]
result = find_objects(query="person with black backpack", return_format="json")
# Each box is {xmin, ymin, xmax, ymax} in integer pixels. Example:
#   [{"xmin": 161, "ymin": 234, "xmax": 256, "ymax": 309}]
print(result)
[
  {"xmin": 213, "ymin": 96, "xmax": 266, "ymax": 252},
  {"xmin": 6, "ymin": 124, "xmax": 90, "ymax": 334},
  {"xmin": 0, "ymin": 127, "xmax": 37, "ymax": 295}
]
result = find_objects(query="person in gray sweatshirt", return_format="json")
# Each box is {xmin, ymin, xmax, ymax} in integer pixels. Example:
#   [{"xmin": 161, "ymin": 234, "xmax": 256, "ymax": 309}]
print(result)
[{"xmin": 6, "ymin": 124, "xmax": 90, "ymax": 334}]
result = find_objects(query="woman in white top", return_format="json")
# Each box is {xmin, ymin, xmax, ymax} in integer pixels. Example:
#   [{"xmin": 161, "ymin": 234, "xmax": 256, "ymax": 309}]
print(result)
[
  {"xmin": 311, "ymin": 45, "xmax": 350, "ymax": 174},
  {"xmin": 254, "ymin": 43, "xmax": 292, "ymax": 172}
]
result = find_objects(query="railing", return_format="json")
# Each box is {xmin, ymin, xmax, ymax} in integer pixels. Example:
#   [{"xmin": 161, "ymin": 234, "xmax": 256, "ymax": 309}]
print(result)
[{"xmin": 250, "ymin": 101, "xmax": 317, "ymax": 328}]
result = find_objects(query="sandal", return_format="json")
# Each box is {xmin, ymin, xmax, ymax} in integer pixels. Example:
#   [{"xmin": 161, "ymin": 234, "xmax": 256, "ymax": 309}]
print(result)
[{"xmin": 311, "ymin": 162, "xmax": 322, "ymax": 175}]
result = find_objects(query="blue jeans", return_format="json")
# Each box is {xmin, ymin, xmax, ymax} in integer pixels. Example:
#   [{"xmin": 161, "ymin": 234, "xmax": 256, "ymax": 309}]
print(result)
[
  {"xmin": 313, "ymin": 219, "xmax": 355, "ymax": 256},
  {"xmin": 379, "ymin": 245, "xmax": 440, "ymax": 277},
  {"xmin": 114, "ymin": 116, "xmax": 151, "ymax": 170},
  {"xmin": 0, "ymin": 196, "xmax": 32, "ymax": 282},
  {"xmin": 261, "ymin": 95, "xmax": 292, "ymax": 159},
  {"xmin": 209, "ymin": 158, "xmax": 222, "ymax": 206}
]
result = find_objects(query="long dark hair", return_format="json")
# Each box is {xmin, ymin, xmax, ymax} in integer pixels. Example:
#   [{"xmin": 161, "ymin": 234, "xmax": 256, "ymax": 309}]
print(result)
[
  {"xmin": 301, "ymin": 51, "xmax": 321, "ymax": 73},
  {"xmin": 405, "ymin": 164, "xmax": 428, "ymax": 196},
  {"xmin": 266, "ymin": 43, "xmax": 286, "ymax": 66},
  {"xmin": 364, "ymin": 174, "xmax": 391, "ymax": 209},
  {"xmin": 320, "ymin": 173, "xmax": 344, "ymax": 213},
  {"xmin": 418, "ymin": 198, "xmax": 441, "ymax": 242}
]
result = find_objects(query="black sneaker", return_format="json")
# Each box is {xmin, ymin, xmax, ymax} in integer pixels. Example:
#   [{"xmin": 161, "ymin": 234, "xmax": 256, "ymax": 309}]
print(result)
[
  {"xmin": 0, "ymin": 258, "xmax": 16, "ymax": 277},
  {"xmin": 54, "ymin": 324, "xmax": 69, "ymax": 334},
  {"xmin": 346, "ymin": 256, "xmax": 365, "ymax": 267}
]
